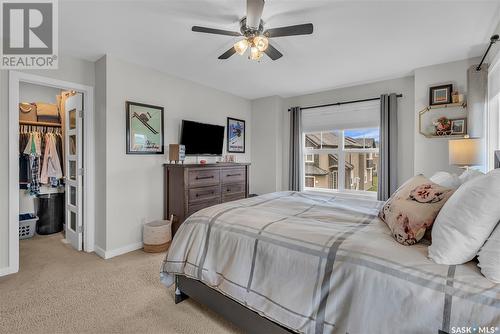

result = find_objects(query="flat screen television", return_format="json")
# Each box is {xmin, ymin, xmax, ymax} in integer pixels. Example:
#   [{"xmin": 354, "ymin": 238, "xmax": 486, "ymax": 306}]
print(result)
[{"xmin": 180, "ymin": 120, "xmax": 225, "ymax": 155}]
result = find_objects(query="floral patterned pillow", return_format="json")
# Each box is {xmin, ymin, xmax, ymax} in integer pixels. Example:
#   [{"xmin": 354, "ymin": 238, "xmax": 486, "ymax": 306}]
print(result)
[{"xmin": 379, "ymin": 175, "xmax": 454, "ymax": 246}]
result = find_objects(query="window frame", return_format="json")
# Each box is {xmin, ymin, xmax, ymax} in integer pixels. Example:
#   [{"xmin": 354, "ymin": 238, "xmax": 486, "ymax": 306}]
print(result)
[
  {"xmin": 304, "ymin": 154, "xmax": 314, "ymax": 163},
  {"xmin": 303, "ymin": 129, "xmax": 379, "ymax": 196}
]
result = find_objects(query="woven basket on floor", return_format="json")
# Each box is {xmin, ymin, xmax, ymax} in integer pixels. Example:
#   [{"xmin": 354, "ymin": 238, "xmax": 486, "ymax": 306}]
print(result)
[{"xmin": 143, "ymin": 219, "xmax": 172, "ymax": 253}]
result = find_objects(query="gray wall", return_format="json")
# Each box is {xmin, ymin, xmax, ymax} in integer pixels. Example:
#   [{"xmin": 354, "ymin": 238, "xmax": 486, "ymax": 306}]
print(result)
[
  {"xmin": 94, "ymin": 56, "xmax": 107, "ymax": 251},
  {"xmin": 0, "ymin": 55, "xmax": 95, "ymax": 271},
  {"xmin": 250, "ymin": 96, "xmax": 284, "ymax": 194},
  {"xmin": 413, "ymin": 58, "xmax": 480, "ymax": 176},
  {"xmin": 101, "ymin": 55, "xmax": 252, "ymax": 253}
]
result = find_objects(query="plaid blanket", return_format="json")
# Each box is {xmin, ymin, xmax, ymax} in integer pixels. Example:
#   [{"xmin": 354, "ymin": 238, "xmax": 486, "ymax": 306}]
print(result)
[{"xmin": 162, "ymin": 191, "xmax": 500, "ymax": 334}]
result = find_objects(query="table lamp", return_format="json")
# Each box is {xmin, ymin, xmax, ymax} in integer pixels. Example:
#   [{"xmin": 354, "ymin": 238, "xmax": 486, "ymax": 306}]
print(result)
[{"xmin": 449, "ymin": 136, "xmax": 481, "ymax": 170}]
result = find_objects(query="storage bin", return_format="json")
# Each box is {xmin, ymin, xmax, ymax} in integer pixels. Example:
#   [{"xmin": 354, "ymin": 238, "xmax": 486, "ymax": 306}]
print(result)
[
  {"xmin": 35, "ymin": 193, "xmax": 64, "ymax": 235},
  {"xmin": 19, "ymin": 214, "xmax": 38, "ymax": 239}
]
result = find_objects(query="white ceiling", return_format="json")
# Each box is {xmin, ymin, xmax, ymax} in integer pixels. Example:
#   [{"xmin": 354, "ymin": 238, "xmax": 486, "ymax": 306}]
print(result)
[{"xmin": 60, "ymin": 0, "xmax": 500, "ymax": 99}]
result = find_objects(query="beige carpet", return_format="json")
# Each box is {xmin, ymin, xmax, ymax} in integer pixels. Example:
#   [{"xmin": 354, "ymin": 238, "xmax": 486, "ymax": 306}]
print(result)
[{"xmin": 0, "ymin": 234, "xmax": 243, "ymax": 334}]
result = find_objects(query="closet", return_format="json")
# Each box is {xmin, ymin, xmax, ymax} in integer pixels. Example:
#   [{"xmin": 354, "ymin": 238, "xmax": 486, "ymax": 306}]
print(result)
[{"xmin": 18, "ymin": 82, "xmax": 77, "ymax": 244}]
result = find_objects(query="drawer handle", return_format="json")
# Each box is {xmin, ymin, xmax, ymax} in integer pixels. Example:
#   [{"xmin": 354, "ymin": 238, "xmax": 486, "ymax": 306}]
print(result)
[
  {"xmin": 196, "ymin": 191, "xmax": 215, "ymax": 197},
  {"xmin": 196, "ymin": 175, "xmax": 214, "ymax": 180},
  {"xmin": 226, "ymin": 174, "xmax": 241, "ymax": 177}
]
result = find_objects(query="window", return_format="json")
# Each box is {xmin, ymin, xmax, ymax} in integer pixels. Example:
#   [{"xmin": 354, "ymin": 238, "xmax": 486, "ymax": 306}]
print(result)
[
  {"xmin": 305, "ymin": 176, "xmax": 315, "ymax": 188},
  {"xmin": 304, "ymin": 128, "xmax": 379, "ymax": 193}
]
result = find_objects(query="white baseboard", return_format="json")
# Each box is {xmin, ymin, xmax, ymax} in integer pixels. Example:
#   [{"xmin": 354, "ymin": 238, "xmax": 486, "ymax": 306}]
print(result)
[
  {"xmin": 94, "ymin": 242, "xmax": 143, "ymax": 260},
  {"xmin": 93, "ymin": 245, "xmax": 106, "ymax": 259},
  {"xmin": 0, "ymin": 265, "xmax": 17, "ymax": 277}
]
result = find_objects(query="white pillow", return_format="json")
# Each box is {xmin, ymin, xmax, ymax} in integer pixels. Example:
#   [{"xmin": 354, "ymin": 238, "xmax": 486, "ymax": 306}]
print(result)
[
  {"xmin": 429, "ymin": 171, "xmax": 461, "ymax": 189},
  {"xmin": 428, "ymin": 169, "xmax": 500, "ymax": 265},
  {"xmin": 459, "ymin": 168, "xmax": 484, "ymax": 184},
  {"xmin": 477, "ymin": 223, "xmax": 500, "ymax": 283}
]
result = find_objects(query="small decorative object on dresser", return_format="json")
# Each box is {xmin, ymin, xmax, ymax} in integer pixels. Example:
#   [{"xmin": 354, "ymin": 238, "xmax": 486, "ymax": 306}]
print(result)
[
  {"xmin": 169, "ymin": 144, "xmax": 185, "ymax": 164},
  {"xmin": 227, "ymin": 117, "xmax": 246, "ymax": 153},
  {"xmin": 164, "ymin": 163, "xmax": 250, "ymax": 235},
  {"xmin": 429, "ymin": 84, "xmax": 453, "ymax": 106},
  {"xmin": 143, "ymin": 218, "xmax": 172, "ymax": 253},
  {"xmin": 126, "ymin": 101, "xmax": 164, "ymax": 154}
]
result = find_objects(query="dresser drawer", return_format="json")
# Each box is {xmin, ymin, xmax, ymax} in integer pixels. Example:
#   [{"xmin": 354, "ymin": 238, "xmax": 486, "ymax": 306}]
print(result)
[
  {"xmin": 221, "ymin": 168, "xmax": 245, "ymax": 184},
  {"xmin": 222, "ymin": 183, "xmax": 246, "ymax": 203},
  {"xmin": 187, "ymin": 199, "xmax": 220, "ymax": 216},
  {"xmin": 188, "ymin": 169, "xmax": 220, "ymax": 188},
  {"xmin": 189, "ymin": 185, "xmax": 220, "ymax": 203},
  {"xmin": 222, "ymin": 193, "xmax": 246, "ymax": 203}
]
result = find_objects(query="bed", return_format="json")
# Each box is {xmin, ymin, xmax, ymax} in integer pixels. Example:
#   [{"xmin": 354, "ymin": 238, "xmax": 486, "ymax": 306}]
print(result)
[{"xmin": 161, "ymin": 191, "xmax": 500, "ymax": 334}]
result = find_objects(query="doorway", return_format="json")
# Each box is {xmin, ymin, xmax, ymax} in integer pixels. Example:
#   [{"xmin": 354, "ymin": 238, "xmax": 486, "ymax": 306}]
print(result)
[{"xmin": 8, "ymin": 71, "xmax": 95, "ymax": 275}]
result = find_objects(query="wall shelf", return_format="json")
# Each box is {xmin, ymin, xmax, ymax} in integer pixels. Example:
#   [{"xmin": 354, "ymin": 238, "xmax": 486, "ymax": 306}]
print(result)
[
  {"xmin": 418, "ymin": 102, "xmax": 467, "ymax": 138},
  {"xmin": 19, "ymin": 120, "xmax": 62, "ymax": 127}
]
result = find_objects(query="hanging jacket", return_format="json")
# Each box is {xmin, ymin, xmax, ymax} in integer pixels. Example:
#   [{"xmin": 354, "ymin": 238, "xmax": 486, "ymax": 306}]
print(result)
[{"xmin": 40, "ymin": 133, "xmax": 63, "ymax": 184}]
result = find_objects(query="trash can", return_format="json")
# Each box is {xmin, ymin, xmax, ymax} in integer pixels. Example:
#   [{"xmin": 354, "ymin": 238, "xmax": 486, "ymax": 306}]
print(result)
[{"xmin": 35, "ymin": 193, "xmax": 65, "ymax": 235}]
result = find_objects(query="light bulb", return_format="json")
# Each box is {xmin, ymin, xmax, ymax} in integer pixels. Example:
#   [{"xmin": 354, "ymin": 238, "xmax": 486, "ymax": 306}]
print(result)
[
  {"xmin": 233, "ymin": 39, "xmax": 249, "ymax": 55},
  {"xmin": 250, "ymin": 46, "xmax": 263, "ymax": 60},
  {"xmin": 253, "ymin": 36, "xmax": 269, "ymax": 52}
]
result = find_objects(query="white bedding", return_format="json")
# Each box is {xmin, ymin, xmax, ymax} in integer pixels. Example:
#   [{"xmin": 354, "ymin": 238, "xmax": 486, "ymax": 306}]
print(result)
[{"xmin": 162, "ymin": 191, "xmax": 500, "ymax": 334}]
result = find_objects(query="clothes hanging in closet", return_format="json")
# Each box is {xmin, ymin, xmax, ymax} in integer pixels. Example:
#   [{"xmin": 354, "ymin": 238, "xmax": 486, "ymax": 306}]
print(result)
[
  {"xmin": 19, "ymin": 126, "xmax": 64, "ymax": 194},
  {"xmin": 40, "ymin": 132, "xmax": 63, "ymax": 185}
]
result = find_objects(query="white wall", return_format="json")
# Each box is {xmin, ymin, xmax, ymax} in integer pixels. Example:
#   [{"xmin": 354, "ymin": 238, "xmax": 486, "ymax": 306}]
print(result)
[
  {"xmin": 0, "ymin": 55, "xmax": 95, "ymax": 273},
  {"xmin": 250, "ymin": 96, "xmax": 284, "ymax": 194},
  {"xmin": 102, "ymin": 55, "xmax": 252, "ymax": 253},
  {"xmin": 487, "ymin": 20, "xmax": 500, "ymax": 66},
  {"xmin": 281, "ymin": 76, "xmax": 415, "ymax": 189},
  {"xmin": 19, "ymin": 82, "xmax": 61, "ymax": 104},
  {"xmin": 413, "ymin": 58, "xmax": 480, "ymax": 176}
]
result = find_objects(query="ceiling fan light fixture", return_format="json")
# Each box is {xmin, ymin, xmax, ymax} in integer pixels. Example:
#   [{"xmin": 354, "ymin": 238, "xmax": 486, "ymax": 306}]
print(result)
[
  {"xmin": 233, "ymin": 39, "xmax": 249, "ymax": 55},
  {"xmin": 253, "ymin": 35, "xmax": 269, "ymax": 52},
  {"xmin": 249, "ymin": 46, "xmax": 263, "ymax": 60}
]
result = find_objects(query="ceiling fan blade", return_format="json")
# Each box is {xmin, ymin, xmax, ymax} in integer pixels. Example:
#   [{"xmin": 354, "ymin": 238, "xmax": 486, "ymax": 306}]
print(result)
[
  {"xmin": 246, "ymin": 0, "xmax": 264, "ymax": 29},
  {"xmin": 192, "ymin": 26, "xmax": 241, "ymax": 37},
  {"xmin": 264, "ymin": 44, "xmax": 283, "ymax": 61},
  {"xmin": 264, "ymin": 23, "xmax": 313, "ymax": 38},
  {"xmin": 218, "ymin": 47, "xmax": 237, "ymax": 60}
]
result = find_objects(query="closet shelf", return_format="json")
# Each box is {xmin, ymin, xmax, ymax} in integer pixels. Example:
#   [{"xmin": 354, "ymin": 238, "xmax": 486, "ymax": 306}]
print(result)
[{"xmin": 20, "ymin": 120, "xmax": 62, "ymax": 127}]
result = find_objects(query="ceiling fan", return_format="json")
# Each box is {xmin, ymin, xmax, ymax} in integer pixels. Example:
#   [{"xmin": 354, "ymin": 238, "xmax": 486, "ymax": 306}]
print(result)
[{"xmin": 191, "ymin": 0, "xmax": 314, "ymax": 61}]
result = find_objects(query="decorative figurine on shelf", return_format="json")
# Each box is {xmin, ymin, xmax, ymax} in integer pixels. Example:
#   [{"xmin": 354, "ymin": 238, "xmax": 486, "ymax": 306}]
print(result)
[
  {"xmin": 451, "ymin": 91, "xmax": 459, "ymax": 104},
  {"xmin": 433, "ymin": 117, "xmax": 452, "ymax": 136}
]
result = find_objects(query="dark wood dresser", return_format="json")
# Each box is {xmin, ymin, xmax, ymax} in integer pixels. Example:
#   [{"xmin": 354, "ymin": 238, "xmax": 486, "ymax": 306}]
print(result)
[{"xmin": 164, "ymin": 163, "xmax": 250, "ymax": 235}]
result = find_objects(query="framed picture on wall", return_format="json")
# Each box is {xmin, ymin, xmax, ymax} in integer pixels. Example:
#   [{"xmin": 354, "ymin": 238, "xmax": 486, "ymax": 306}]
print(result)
[
  {"xmin": 227, "ymin": 117, "xmax": 245, "ymax": 153},
  {"xmin": 126, "ymin": 101, "xmax": 164, "ymax": 154},
  {"xmin": 429, "ymin": 84, "xmax": 453, "ymax": 106},
  {"xmin": 450, "ymin": 118, "xmax": 467, "ymax": 135}
]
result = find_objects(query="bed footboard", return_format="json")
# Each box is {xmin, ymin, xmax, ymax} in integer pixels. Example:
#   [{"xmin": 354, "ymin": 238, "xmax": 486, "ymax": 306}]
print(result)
[{"xmin": 175, "ymin": 275, "xmax": 293, "ymax": 334}]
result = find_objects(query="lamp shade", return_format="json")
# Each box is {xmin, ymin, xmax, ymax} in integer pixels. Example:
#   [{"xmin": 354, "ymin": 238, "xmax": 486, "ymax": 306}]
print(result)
[{"xmin": 449, "ymin": 138, "xmax": 481, "ymax": 166}]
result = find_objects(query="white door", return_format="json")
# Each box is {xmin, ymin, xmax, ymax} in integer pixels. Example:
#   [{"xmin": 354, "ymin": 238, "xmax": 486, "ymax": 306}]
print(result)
[{"xmin": 65, "ymin": 93, "xmax": 84, "ymax": 251}]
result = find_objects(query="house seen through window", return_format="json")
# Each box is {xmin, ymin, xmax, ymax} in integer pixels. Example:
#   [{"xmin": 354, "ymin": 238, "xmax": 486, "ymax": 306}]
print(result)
[{"xmin": 303, "ymin": 128, "xmax": 379, "ymax": 193}]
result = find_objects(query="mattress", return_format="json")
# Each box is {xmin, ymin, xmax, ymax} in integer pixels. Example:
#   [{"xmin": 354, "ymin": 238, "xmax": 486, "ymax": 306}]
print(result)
[{"xmin": 162, "ymin": 191, "xmax": 500, "ymax": 334}]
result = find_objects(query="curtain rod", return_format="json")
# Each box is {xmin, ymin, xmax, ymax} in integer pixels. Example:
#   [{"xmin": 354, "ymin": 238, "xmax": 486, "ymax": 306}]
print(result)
[
  {"xmin": 476, "ymin": 34, "xmax": 499, "ymax": 71},
  {"xmin": 288, "ymin": 94, "xmax": 403, "ymax": 111}
]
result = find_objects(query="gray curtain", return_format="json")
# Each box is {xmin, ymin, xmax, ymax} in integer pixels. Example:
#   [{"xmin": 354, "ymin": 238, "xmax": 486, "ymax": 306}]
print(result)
[
  {"xmin": 378, "ymin": 94, "xmax": 398, "ymax": 201},
  {"xmin": 289, "ymin": 107, "xmax": 303, "ymax": 191}
]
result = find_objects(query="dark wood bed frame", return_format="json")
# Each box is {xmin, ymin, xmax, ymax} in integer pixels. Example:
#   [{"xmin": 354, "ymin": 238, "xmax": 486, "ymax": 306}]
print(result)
[{"xmin": 175, "ymin": 275, "xmax": 293, "ymax": 334}]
